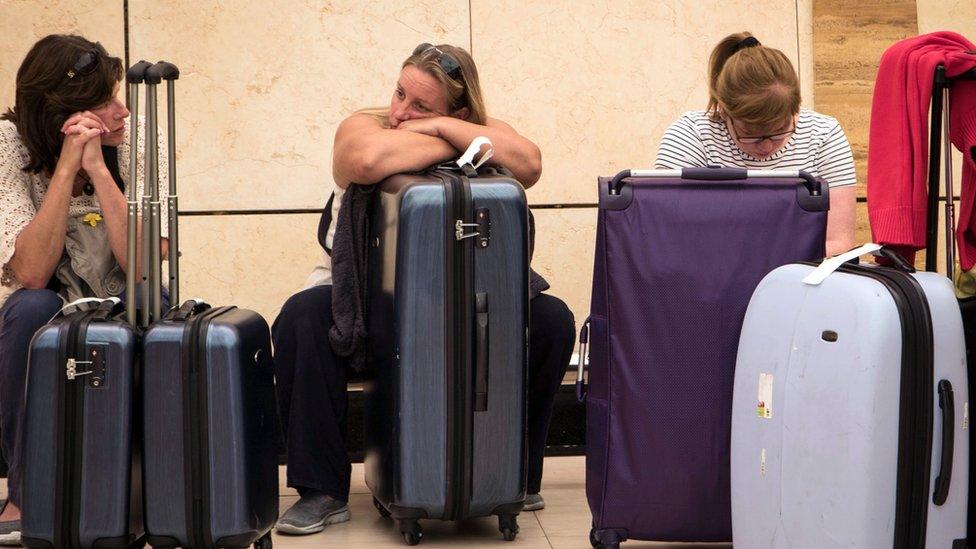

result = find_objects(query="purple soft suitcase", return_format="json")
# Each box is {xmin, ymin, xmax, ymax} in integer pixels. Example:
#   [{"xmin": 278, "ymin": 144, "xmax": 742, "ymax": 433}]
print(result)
[{"xmin": 580, "ymin": 167, "xmax": 829, "ymax": 548}]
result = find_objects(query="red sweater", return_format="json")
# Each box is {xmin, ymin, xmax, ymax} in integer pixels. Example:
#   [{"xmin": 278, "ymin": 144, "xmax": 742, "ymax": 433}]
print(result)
[{"xmin": 867, "ymin": 32, "xmax": 976, "ymax": 268}]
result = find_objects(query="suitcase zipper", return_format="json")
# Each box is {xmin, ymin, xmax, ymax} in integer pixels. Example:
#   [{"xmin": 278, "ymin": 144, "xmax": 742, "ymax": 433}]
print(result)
[
  {"xmin": 55, "ymin": 312, "xmax": 90, "ymax": 549},
  {"xmin": 182, "ymin": 306, "xmax": 232, "ymax": 548},
  {"xmin": 834, "ymin": 264, "xmax": 934, "ymax": 548},
  {"xmin": 443, "ymin": 171, "xmax": 474, "ymax": 521}
]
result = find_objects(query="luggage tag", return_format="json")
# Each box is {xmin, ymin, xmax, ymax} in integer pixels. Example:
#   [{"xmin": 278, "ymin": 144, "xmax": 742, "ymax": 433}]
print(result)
[
  {"xmin": 456, "ymin": 136, "xmax": 494, "ymax": 172},
  {"xmin": 801, "ymin": 243, "xmax": 883, "ymax": 285}
]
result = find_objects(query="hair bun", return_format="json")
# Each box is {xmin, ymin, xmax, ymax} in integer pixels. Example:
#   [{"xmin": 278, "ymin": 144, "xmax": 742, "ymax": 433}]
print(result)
[{"xmin": 734, "ymin": 36, "xmax": 761, "ymax": 52}]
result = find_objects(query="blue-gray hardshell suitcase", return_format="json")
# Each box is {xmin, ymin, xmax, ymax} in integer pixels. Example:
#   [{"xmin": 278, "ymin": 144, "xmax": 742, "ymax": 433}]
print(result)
[
  {"xmin": 128, "ymin": 62, "xmax": 278, "ymax": 548},
  {"xmin": 731, "ymin": 246, "xmax": 970, "ymax": 548},
  {"xmin": 141, "ymin": 302, "xmax": 278, "ymax": 549},
  {"xmin": 364, "ymin": 162, "xmax": 529, "ymax": 545},
  {"xmin": 22, "ymin": 299, "xmax": 143, "ymax": 549}
]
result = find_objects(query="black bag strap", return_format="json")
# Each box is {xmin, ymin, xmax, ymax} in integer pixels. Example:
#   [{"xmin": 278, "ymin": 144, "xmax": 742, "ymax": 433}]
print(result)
[{"xmin": 318, "ymin": 192, "xmax": 335, "ymax": 256}]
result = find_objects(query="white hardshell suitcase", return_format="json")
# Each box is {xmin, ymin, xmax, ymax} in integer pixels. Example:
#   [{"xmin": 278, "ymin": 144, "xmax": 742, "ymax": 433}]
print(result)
[{"xmin": 731, "ymin": 246, "xmax": 970, "ymax": 548}]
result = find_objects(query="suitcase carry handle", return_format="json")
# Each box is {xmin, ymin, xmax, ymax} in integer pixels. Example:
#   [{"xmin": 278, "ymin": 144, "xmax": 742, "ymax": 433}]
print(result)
[
  {"xmin": 474, "ymin": 293, "xmax": 489, "ymax": 411},
  {"xmin": 802, "ymin": 244, "xmax": 915, "ymax": 285},
  {"xmin": 164, "ymin": 298, "xmax": 211, "ymax": 322},
  {"xmin": 575, "ymin": 318, "xmax": 589, "ymax": 402},
  {"xmin": 932, "ymin": 379, "xmax": 955, "ymax": 506},
  {"xmin": 607, "ymin": 167, "xmax": 823, "ymax": 197},
  {"xmin": 52, "ymin": 297, "xmax": 121, "ymax": 322}
]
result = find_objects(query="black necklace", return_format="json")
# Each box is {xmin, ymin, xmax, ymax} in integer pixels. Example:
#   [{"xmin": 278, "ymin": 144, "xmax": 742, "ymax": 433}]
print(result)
[{"xmin": 78, "ymin": 171, "xmax": 94, "ymax": 196}]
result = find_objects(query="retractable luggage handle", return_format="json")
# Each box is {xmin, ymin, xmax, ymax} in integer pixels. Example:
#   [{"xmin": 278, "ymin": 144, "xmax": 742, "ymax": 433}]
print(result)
[
  {"xmin": 125, "ymin": 61, "xmax": 152, "ymax": 326},
  {"xmin": 138, "ymin": 61, "xmax": 181, "ymax": 325},
  {"xmin": 147, "ymin": 62, "xmax": 181, "ymax": 306},
  {"xmin": 607, "ymin": 167, "xmax": 824, "ymax": 197},
  {"xmin": 923, "ymin": 65, "xmax": 976, "ymax": 276}
]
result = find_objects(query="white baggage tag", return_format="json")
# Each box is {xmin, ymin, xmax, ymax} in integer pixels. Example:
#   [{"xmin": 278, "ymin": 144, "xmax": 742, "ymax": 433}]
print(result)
[
  {"xmin": 456, "ymin": 136, "xmax": 494, "ymax": 171},
  {"xmin": 801, "ymin": 243, "xmax": 883, "ymax": 286}
]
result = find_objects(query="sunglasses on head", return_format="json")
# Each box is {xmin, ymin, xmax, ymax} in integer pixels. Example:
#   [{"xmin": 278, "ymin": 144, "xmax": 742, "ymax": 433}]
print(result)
[
  {"xmin": 64, "ymin": 49, "xmax": 100, "ymax": 82},
  {"xmin": 413, "ymin": 43, "xmax": 462, "ymax": 81}
]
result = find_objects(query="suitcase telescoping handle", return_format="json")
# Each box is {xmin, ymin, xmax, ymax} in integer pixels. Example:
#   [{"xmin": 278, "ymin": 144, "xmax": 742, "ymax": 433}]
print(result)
[
  {"xmin": 146, "ymin": 62, "xmax": 181, "ymax": 307},
  {"xmin": 607, "ymin": 167, "xmax": 823, "ymax": 197},
  {"xmin": 124, "ymin": 61, "xmax": 152, "ymax": 326},
  {"xmin": 932, "ymin": 379, "xmax": 955, "ymax": 506}
]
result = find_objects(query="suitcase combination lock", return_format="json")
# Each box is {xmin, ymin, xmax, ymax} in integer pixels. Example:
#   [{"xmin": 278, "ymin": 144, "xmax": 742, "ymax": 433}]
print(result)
[
  {"xmin": 65, "ymin": 346, "xmax": 107, "ymax": 387},
  {"xmin": 455, "ymin": 208, "xmax": 491, "ymax": 248}
]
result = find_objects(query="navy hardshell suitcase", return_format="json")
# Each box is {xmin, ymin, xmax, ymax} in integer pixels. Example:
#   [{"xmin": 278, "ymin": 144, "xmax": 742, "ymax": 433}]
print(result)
[
  {"xmin": 364, "ymin": 145, "xmax": 529, "ymax": 545},
  {"xmin": 129, "ymin": 62, "xmax": 278, "ymax": 548},
  {"xmin": 21, "ymin": 298, "xmax": 143, "ymax": 548},
  {"xmin": 141, "ymin": 303, "xmax": 278, "ymax": 548}
]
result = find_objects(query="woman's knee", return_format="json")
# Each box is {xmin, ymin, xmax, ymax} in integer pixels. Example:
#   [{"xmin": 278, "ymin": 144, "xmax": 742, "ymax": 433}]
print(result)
[
  {"xmin": 0, "ymin": 289, "xmax": 62, "ymax": 332},
  {"xmin": 531, "ymin": 293, "xmax": 576, "ymax": 345},
  {"xmin": 273, "ymin": 285, "xmax": 334, "ymax": 335}
]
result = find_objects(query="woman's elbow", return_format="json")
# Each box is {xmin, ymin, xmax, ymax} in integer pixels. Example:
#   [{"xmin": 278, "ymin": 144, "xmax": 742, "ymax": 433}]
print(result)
[
  {"xmin": 520, "ymin": 149, "xmax": 543, "ymax": 188},
  {"xmin": 338, "ymin": 149, "xmax": 383, "ymax": 186}
]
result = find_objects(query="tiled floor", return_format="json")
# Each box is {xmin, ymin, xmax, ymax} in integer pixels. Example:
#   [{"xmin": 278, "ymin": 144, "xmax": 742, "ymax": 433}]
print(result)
[
  {"xmin": 3, "ymin": 456, "xmax": 730, "ymax": 548},
  {"xmin": 270, "ymin": 456, "xmax": 730, "ymax": 549}
]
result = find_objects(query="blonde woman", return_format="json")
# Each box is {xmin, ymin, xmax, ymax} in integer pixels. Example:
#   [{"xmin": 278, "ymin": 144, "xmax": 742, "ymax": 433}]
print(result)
[
  {"xmin": 655, "ymin": 32, "xmax": 856, "ymax": 256},
  {"xmin": 272, "ymin": 43, "xmax": 574, "ymax": 535}
]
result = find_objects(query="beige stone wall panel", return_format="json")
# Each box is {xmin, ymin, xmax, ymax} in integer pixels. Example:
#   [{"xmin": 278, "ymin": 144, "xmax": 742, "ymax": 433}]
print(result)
[
  {"xmin": 127, "ymin": 0, "xmax": 470, "ymax": 212},
  {"xmin": 813, "ymin": 0, "xmax": 918, "ymax": 199},
  {"xmin": 916, "ymin": 0, "xmax": 976, "ymax": 39},
  {"xmin": 178, "ymin": 213, "xmax": 322, "ymax": 322},
  {"xmin": 532, "ymin": 207, "xmax": 598, "ymax": 335},
  {"xmin": 471, "ymin": 0, "xmax": 805, "ymax": 206},
  {"xmin": 0, "ymin": 1, "xmax": 124, "ymax": 112}
]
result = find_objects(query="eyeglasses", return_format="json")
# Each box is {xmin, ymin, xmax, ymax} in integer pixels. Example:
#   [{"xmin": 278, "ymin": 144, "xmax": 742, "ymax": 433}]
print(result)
[
  {"xmin": 65, "ymin": 50, "xmax": 100, "ymax": 81},
  {"xmin": 413, "ymin": 43, "xmax": 462, "ymax": 81},
  {"xmin": 728, "ymin": 118, "xmax": 795, "ymax": 144}
]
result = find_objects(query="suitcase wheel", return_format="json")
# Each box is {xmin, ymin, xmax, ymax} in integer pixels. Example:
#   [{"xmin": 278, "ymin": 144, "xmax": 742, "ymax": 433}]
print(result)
[
  {"xmin": 253, "ymin": 532, "xmax": 273, "ymax": 549},
  {"xmin": 590, "ymin": 528, "xmax": 600, "ymax": 548},
  {"xmin": 498, "ymin": 514, "xmax": 519, "ymax": 542},
  {"xmin": 399, "ymin": 519, "xmax": 422, "ymax": 546},
  {"xmin": 373, "ymin": 496, "xmax": 392, "ymax": 518}
]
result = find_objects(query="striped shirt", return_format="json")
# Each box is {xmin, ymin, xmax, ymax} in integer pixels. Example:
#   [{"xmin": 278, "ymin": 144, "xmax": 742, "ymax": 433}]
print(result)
[{"xmin": 654, "ymin": 109, "xmax": 857, "ymax": 188}]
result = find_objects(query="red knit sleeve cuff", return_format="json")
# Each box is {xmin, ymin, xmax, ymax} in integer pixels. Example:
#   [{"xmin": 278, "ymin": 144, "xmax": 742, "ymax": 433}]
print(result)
[{"xmin": 869, "ymin": 206, "xmax": 928, "ymax": 249}]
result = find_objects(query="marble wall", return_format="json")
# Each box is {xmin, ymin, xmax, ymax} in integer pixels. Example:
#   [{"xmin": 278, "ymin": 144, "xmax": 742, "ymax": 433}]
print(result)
[{"xmin": 0, "ymin": 1, "xmax": 835, "ymax": 329}]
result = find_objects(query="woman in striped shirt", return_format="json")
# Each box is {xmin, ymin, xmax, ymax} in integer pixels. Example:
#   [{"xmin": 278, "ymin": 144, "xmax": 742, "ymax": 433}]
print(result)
[{"xmin": 655, "ymin": 32, "xmax": 856, "ymax": 256}]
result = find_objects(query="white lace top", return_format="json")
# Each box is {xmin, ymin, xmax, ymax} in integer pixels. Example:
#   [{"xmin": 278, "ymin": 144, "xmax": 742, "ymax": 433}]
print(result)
[{"xmin": 0, "ymin": 117, "xmax": 169, "ymax": 308}]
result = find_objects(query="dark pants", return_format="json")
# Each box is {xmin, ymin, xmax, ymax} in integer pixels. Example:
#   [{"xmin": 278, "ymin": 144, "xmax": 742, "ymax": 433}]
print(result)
[
  {"xmin": 0, "ymin": 289, "xmax": 64, "ymax": 507},
  {"xmin": 273, "ymin": 284, "xmax": 575, "ymax": 501}
]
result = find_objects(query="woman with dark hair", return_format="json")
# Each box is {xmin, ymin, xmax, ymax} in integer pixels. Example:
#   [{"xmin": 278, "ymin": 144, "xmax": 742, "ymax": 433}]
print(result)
[
  {"xmin": 272, "ymin": 43, "xmax": 576, "ymax": 535},
  {"xmin": 0, "ymin": 34, "xmax": 168, "ymax": 545}
]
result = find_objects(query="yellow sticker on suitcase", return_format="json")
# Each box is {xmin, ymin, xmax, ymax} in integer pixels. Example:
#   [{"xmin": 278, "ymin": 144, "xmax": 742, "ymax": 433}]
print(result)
[{"xmin": 757, "ymin": 373, "xmax": 773, "ymax": 419}]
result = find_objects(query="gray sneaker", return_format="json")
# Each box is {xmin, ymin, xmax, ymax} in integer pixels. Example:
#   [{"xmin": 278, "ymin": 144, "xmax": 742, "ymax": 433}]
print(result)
[
  {"xmin": 522, "ymin": 493, "xmax": 545, "ymax": 511},
  {"xmin": 275, "ymin": 493, "xmax": 350, "ymax": 535},
  {"xmin": 0, "ymin": 499, "xmax": 20, "ymax": 547},
  {"xmin": 0, "ymin": 519, "xmax": 20, "ymax": 547}
]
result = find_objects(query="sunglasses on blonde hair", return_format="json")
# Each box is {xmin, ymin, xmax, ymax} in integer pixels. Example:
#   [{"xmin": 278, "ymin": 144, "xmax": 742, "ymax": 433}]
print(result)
[{"xmin": 413, "ymin": 43, "xmax": 462, "ymax": 81}]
